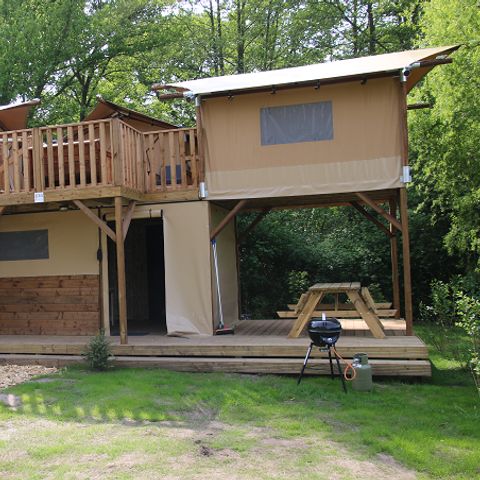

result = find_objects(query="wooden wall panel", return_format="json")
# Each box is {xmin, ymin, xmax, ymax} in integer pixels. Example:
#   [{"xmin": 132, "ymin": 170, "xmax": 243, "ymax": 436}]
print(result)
[{"xmin": 0, "ymin": 275, "xmax": 100, "ymax": 335}]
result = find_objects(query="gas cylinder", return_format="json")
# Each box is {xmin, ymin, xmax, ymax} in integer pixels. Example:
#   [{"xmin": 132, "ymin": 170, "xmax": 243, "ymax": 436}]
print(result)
[{"xmin": 351, "ymin": 353, "xmax": 373, "ymax": 391}]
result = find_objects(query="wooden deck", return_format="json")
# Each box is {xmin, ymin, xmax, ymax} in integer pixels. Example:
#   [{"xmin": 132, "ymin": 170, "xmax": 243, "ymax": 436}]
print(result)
[
  {"xmin": 0, "ymin": 319, "xmax": 430, "ymax": 377},
  {"xmin": 236, "ymin": 318, "xmax": 406, "ymax": 336}
]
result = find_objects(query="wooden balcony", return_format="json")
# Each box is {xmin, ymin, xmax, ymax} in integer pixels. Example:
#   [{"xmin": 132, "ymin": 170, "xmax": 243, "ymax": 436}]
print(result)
[{"xmin": 0, "ymin": 118, "xmax": 201, "ymax": 206}]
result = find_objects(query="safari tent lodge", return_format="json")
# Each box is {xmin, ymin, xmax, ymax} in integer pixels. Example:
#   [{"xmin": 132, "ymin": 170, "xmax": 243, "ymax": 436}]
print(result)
[{"xmin": 0, "ymin": 46, "xmax": 458, "ymax": 376}]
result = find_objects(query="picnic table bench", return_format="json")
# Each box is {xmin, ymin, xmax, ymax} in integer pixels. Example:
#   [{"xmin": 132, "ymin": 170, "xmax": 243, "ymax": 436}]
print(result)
[{"xmin": 287, "ymin": 282, "xmax": 386, "ymax": 339}]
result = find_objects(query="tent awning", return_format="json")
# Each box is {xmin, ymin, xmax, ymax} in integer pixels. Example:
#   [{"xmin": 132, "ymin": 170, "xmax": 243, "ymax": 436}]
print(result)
[
  {"xmin": 161, "ymin": 45, "xmax": 458, "ymax": 97},
  {"xmin": 85, "ymin": 97, "xmax": 178, "ymax": 130},
  {"xmin": 0, "ymin": 99, "xmax": 40, "ymax": 131}
]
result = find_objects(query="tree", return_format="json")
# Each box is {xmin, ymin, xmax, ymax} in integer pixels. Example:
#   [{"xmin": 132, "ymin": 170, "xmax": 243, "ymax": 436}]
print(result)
[
  {"xmin": 0, "ymin": 0, "xmax": 83, "ymax": 105},
  {"xmin": 409, "ymin": 0, "xmax": 480, "ymax": 270}
]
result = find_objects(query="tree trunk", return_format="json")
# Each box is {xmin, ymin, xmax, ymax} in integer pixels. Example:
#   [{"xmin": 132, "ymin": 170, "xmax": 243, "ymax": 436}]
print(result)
[
  {"xmin": 367, "ymin": 1, "xmax": 376, "ymax": 55},
  {"xmin": 236, "ymin": 0, "xmax": 246, "ymax": 73}
]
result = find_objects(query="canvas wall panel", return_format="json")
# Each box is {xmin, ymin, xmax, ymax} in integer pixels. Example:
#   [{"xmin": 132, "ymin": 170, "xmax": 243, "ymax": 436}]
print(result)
[
  {"xmin": 201, "ymin": 78, "xmax": 403, "ymax": 199},
  {"xmin": 162, "ymin": 202, "xmax": 213, "ymax": 335},
  {"xmin": 0, "ymin": 210, "xmax": 98, "ymax": 278}
]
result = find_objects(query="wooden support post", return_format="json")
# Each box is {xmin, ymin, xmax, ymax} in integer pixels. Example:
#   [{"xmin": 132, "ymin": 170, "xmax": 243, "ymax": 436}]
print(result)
[
  {"xmin": 399, "ymin": 188, "xmax": 413, "ymax": 335},
  {"xmin": 115, "ymin": 196, "xmax": 128, "ymax": 344},
  {"xmin": 399, "ymin": 79, "xmax": 413, "ymax": 335},
  {"xmin": 111, "ymin": 118, "xmax": 124, "ymax": 186},
  {"xmin": 350, "ymin": 201, "xmax": 393, "ymax": 237},
  {"xmin": 32, "ymin": 127, "xmax": 43, "ymax": 192},
  {"xmin": 196, "ymin": 99, "xmax": 205, "ymax": 184},
  {"xmin": 210, "ymin": 200, "xmax": 248, "ymax": 240},
  {"xmin": 355, "ymin": 192, "xmax": 403, "ymax": 232},
  {"xmin": 122, "ymin": 200, "xmax": 136, "ymax": 240},
  {"xmin": 389, "ymin": 199, "xmax": 401, "ymax": 318}
]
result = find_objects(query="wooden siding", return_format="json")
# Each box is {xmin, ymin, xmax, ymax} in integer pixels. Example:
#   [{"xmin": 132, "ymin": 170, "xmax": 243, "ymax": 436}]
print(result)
[{"xmin": 0, "ymin": 275, "xmax": 100, "ymax": 335}]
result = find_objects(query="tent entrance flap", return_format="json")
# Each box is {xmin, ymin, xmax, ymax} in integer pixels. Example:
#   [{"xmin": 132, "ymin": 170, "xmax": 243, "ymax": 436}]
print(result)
[{"xmin": 107, "ymin": 218, "xmax": 166, "ymax": 335}]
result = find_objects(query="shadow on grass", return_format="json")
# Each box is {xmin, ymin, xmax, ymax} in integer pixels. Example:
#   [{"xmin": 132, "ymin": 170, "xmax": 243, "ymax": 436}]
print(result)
[{"xmin": 1, "ymin": 361, "xmax": 479, "ymax": 479}]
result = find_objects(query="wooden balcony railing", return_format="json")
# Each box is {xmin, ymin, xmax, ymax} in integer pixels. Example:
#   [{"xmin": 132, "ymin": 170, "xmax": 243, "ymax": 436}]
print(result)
[
  {"xmin": 0, "ymin": 118, "xmax": 200, "ymax": 203},
  {"xmin": 144, "ymin": 127, "xmax": 199, "ymax": 192}
]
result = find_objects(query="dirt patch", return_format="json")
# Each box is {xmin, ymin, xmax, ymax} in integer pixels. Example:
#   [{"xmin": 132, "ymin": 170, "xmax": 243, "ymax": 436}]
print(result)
[
  {"xmin": 0, "ymin": 415, "xmax": 418, "ymax": 480},
  {"xmin": 0, "ymin": 365, "xmax": 58, "ymax": 389}
]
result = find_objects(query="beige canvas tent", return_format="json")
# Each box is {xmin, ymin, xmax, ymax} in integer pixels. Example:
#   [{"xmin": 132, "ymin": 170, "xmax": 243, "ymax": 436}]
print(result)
[
  {"xmin": 160, "ymin": 45, "xmax": 457, "ymax": 201},
  {"xmin": 0, "ymin": 46, "xmax": 457, "ymax": 347}
]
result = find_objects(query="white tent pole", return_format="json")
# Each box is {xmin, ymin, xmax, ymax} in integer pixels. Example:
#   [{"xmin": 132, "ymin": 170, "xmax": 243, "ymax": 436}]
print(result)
[{"xmin": 211, "ymin": 238, "xmax": 225, "ymax": 329}]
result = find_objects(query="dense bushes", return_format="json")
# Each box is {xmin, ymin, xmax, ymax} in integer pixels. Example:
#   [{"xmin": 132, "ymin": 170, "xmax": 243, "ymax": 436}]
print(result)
[{"xmin": 420, "ymin": 275, "xmax": 480, "ymax": 393}]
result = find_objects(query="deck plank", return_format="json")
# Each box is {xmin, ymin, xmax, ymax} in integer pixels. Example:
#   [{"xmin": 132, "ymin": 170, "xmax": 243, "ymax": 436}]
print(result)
[{"xmin": 0, "ymin": 354, "xmax": 431, "ymax": 377}]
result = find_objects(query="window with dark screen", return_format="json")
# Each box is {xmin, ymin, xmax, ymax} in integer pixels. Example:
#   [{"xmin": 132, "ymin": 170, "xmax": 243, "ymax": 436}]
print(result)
[
  {"xmin": 260, "ymin": 101, "xmax": 333, "ymax": 146},
  {"xmin": 0, "ymin": 229, "xmax": 49, "ymax": 261}
]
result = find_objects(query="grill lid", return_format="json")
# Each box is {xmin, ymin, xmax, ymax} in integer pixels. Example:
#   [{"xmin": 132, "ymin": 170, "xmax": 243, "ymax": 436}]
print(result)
[{"xmin": 308, "ymin": 317, "xmax": 342, "ymax": 346}]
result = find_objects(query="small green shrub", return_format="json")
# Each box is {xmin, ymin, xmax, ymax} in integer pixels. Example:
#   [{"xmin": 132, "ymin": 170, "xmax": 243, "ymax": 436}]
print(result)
[
  {"xmin": 83, "ymin": 330, "xmax": 113, "ymax": 371},
  {"xmin": 419, "ymin": 279, "xmax": 469, "ymax": 366},
  {"xmin": 456, "ymin": 292, "xmax": 480, "ymax": 396},
  {"xmin": 287, "ymin": 270, "xmax": 309, "ymax": 303}
]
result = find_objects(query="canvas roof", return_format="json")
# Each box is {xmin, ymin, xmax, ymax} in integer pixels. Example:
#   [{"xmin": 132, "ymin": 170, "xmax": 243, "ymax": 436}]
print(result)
[
  {"xmin": 0, "ymin": 99, "xmax": 40, "ymax": 131},
  {"xmin": 167, "ymin": 46, "xmax": 458, "ymax": 96},
  {"xmin": 85, "ymin": 97, "xmax": 177, "ymax": 129}
]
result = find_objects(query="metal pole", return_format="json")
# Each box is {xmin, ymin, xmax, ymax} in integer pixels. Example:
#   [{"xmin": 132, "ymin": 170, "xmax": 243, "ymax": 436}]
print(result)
[{"xmin": 211, "ymin": 238, "xmax": 225, "ymax": 329}]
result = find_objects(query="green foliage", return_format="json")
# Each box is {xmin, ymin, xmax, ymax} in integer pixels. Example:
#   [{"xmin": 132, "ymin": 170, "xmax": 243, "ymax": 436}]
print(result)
[
  {"xmin": 410, "ymin": 0, "xmax": 480, "ymax": 271},
  {"xmin": 419, "ymin": 279, "xmax": 469, "ymax": 366},
  {"xmin": 238, "ymin": 207, "xmax": 395, "ymax": 318},
  {"xmin": 456, "ymin": 291, "xmax": 480, "ymax": 394},
  {"xmin": 286, "ymin": 271, "xmax": 309, "ymax": 303},
  {"xmin": 419, "ymin": 274, "xmax": 480, "ymax": 377},
  {"xmin": 82, "ymin": 330, "xmax": 113, "ymax": 371}
]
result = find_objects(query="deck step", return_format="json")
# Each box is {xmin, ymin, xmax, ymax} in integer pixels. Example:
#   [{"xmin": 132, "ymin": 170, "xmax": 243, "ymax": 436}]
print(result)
[
  {"xmin": 0, "ymin": 336, "xmax": 428, "ymax": 359},
  {"xmin": 0, "ymin": 354, "xmax": 431, "ymax": 377}
]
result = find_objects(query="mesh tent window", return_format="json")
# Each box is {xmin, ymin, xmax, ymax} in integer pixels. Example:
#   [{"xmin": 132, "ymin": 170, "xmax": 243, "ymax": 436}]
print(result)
[
  {"xmin": 260, "ymin": 101, "xmax": 333, "ymax": 146},
  {"xmin": 0, "ymin": 229, "xmax": 49, "ymax": 261}
]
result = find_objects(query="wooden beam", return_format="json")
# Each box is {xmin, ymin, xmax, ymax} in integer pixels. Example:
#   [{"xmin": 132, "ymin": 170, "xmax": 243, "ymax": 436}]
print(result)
[
  {"xmin": 355, "ymin": 192, "xmax": 403, "ymax": 232},
  {"xmin": 196, "ymin": 100, "xmax": 205, "ymax": 183},
  {"xmin": 238, "ymin": 207, "xmax": 271, "ymax": 243},
  {"xmin": 417, "ymin": 58, "xmax": 453, "ymax": 68},
  {"xmin": 407, "ymin": 102, "xmax": 431, "ymax": 110},
  {"xmin": 156, "ymin": 93, "xmax": 185, "ymax": 100},
  {"xmin": 399, "ymin": 189, "xmax": 413, "ymax": 335},
  {"xmin": 72, "ymin": 200, "xmax": 116, "ymax": 242},
  {"xmin": 151, "ymin": 84, "xmax": 189, "ymax": 92},
  {"xmin": 350, "ymin": 201, "xmax": 393, "ymax": 237},
  {"xmin": 115, "ymin": 197, "xmax": 128, "ymax": 345},
  {"xmin": 389, "ymin": 199, "xmax": 401, "ymax": 318},
  {"xmin": 346, "ymin": 290, "xmax": 386, "ymax": 339},
  {"xmin": 122, "ymin": 200, "xmax": 136, "ymax": 241},
  {"xmin": 210, "ymin": 200, "xmax": 248, "ymax": 240},
  {"xmin": 288, "ymin": 291, "xmax": 324, "ymax": 338}
]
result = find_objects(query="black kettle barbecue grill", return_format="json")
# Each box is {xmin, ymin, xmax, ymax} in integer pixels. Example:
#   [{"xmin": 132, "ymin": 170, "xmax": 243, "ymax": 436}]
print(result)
[{"xmin": 297, "ymin": 317, "xmax": 347, "ymax": 392}]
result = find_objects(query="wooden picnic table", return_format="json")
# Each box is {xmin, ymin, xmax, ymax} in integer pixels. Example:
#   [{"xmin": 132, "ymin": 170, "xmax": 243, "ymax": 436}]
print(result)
[{"xmin": 287, "ymin": 282, "xmax": 386, "ymax": 339}]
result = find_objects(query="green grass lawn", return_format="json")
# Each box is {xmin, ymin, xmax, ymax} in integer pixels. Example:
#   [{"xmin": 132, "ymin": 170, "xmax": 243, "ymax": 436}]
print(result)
[{"xmin": 0, "ymin": 326, "xmax": 479, "ymax": 480}]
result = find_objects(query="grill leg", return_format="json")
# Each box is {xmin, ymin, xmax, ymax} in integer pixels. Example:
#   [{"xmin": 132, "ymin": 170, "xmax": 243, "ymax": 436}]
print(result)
[
  {"xmin": 334, "ymin": 349, "xmax": 347, "ymax": 393},
  {"xmin": 297, "ymin": 343, "xmax": 313, "ymax": 385},
  {"xmin": 328, "ymin": 347, "xmax": 335, "ymax": 380}
]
